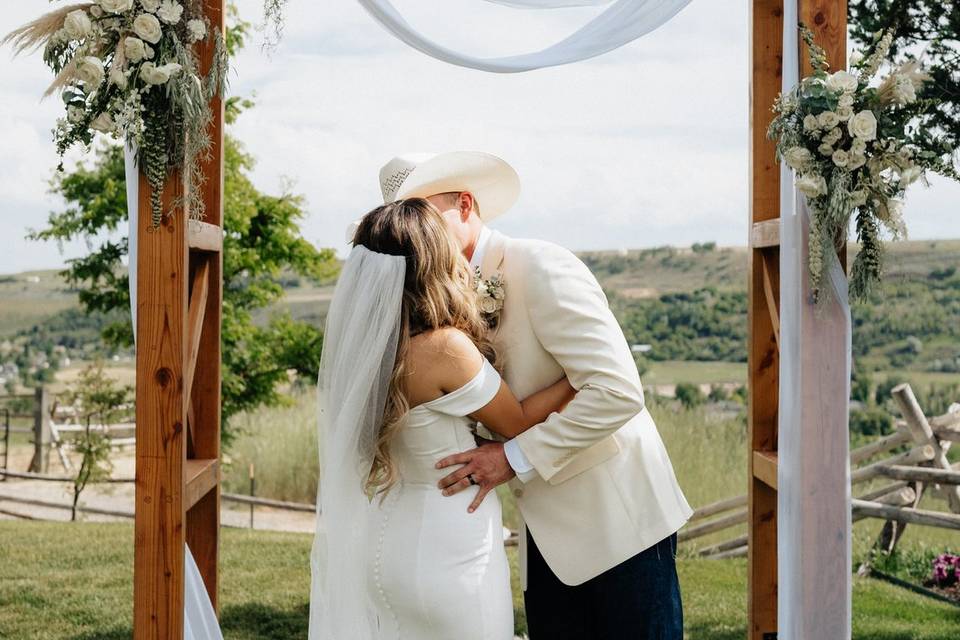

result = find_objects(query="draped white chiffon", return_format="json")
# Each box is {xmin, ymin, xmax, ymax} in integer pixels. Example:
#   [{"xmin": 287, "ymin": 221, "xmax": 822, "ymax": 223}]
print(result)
[
  {"xmin": 357, "ymin": 0, "xmax": 692, "ymax": 73},
  {"xmin": 777, "ymin": 1, "xmax": 853, "ymax": 637}
]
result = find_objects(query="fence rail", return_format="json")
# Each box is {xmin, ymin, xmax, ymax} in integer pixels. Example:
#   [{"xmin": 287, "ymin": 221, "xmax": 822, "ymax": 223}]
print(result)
[{"xmin": 683, "ymin": 386, "xmax": 959, "ymax": 560}]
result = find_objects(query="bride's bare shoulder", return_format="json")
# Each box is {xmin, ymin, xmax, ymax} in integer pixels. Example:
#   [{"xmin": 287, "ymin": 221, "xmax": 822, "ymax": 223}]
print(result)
[{"xmin": 405, "ymin": 328, "xmax": 483, "ymax": 401}]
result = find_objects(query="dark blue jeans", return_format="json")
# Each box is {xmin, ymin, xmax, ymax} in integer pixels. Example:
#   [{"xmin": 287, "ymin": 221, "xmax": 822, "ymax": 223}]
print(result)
[{"xmin": 524, "ymin": 530, "xmax": 683, "ymax": 640}]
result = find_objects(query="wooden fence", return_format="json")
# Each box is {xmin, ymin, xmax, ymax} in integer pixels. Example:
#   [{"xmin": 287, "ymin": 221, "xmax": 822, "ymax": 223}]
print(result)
[{"xmin": 681, "ymin": 384, "xmax": 960, "ymax": 559}]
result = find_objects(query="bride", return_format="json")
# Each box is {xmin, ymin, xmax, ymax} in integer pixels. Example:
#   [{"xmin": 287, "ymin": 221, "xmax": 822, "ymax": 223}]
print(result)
[{"xmin": 309, "ymin": 198, "xmax": 574, "ymax": 639}]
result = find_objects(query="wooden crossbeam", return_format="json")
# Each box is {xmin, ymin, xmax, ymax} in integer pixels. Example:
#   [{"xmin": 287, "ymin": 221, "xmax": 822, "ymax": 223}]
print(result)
[
  {"xmin": 753, "ymin": 450, "xmax": 779, "ymax": 490},
  {"xmin": 188, "ymin": 221, "xmax": 223, "ymax": 252},
  {"xmin": 184, "ymin": 257, "xmax": 210, "ymax": 416},
  {"xmin": 185, "ymin": 458, "xmax": 219, "ymax": 509},
  {"xmin": 751, "ymin": 220, "xmax": 780, "ymax": 248},
  {"xmin": 760, "ymin": 251, "xmax": 781, "ymax": 349}
]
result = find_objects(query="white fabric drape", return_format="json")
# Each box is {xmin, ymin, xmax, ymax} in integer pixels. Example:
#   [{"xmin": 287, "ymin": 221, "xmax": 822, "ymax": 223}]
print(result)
[
  {"xmin": 777, "ymin": 2, "xmax": 852, "ymax": 638},
  {"xmin": 356, "ymin": 0, "xmax": 693, "ymax": 73},
  {"xmin": 124, "ymin": 147, "xmax": 223, "ymax": 640}
]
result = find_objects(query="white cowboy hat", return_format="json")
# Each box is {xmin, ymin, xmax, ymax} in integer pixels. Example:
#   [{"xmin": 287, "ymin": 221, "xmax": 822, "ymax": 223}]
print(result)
[{"xmin": 379, "ymin": 151, "xmax": 520, "ymax": 222}]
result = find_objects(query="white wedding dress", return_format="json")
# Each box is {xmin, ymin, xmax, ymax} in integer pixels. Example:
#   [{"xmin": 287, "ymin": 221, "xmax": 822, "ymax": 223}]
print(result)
[{"xmin": 364, "ymin": 358, "xmax": 514, "ymax": 640}]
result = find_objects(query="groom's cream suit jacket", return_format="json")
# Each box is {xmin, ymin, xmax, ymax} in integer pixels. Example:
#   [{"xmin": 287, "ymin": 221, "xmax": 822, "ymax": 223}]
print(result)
[{"xmin": 479, "ymin": 230, "xmax": 693, "ymax": 587}]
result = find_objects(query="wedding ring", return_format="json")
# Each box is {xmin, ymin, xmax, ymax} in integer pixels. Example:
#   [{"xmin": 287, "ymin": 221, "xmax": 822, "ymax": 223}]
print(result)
[{"xmin": 468, "ymin": 474, "xmax": 478, "ymax": 486}]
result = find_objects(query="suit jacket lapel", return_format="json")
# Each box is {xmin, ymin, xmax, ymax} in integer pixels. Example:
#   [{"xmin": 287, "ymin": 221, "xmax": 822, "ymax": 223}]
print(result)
[{"xmin": 480, "ymin": 230, "xmax": 507, "ymax": 280}]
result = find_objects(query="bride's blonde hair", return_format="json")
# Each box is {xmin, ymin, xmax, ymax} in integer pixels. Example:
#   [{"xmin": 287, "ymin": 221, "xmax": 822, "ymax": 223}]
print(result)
[{"xmin": 352, "ymin": 198, "xmax": 496, "ymax": 496}]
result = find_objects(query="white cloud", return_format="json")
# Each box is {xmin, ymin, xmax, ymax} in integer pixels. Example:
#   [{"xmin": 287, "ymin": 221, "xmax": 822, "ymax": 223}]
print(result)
[{"xmin": 0, "ymin": 0, "xmax": 955, "ymax": 273}]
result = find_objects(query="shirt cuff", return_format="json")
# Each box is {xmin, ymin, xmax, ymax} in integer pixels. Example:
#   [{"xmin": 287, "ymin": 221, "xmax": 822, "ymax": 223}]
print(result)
[{"xmin": 504, "ymin": 439, "xmax": 538, "ymax": 483}]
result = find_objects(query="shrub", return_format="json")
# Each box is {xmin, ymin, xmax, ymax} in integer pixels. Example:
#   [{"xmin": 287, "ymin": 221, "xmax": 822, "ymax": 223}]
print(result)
[{"xmin": 675, "ymin": 382, "xmax": 705, "ymax": 409}]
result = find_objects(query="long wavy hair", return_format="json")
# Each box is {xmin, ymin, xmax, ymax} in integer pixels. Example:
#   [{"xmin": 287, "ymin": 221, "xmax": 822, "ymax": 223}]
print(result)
[{"xmin": 352, "ymin": 198, "xmax": 497, "ymax": 496}]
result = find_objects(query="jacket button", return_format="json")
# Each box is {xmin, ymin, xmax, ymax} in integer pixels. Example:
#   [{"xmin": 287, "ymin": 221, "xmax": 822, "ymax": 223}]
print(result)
[{"xmin": 513, "ymin": 489, "xmax": 523, "ymax": 498}]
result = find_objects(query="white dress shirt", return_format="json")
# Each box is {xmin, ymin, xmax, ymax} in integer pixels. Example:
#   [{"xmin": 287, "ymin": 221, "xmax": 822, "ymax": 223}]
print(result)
[{"xmin": 470, "ymin": 226, "xmax": 537, "ymax": 482}]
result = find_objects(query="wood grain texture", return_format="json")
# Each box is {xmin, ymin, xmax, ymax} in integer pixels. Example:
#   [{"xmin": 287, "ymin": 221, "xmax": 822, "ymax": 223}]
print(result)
[
  {"xmin": 753, "ymin": 451, "xmax": 779, "ymax": 490},
  {"xmin": 748, "ymin": 1, "xmax": 783, "ymax": 637},
  {"xmin": 134, "ymin": 166, "xmax": 188, "ymax": 640},
  {"xmin": 187, "ymin": 0, "xmax": 226, "ymax": 613}
]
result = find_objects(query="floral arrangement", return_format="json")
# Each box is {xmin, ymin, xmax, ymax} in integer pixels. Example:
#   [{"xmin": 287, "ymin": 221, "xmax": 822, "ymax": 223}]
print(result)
[
  {"xmin": 3, "ymin": 1, "xmax": 228, "ymax": 227},
  {"xmin": 931, "ymin": 552, "xmax": 959, "ymax": 588},
  {"xmin": 768, "ymin": 25, "xmax": 953, "ymax": 302},
  {"xmin": 473, "ymin": 267, "xmax": 505, "ymax": 325}
]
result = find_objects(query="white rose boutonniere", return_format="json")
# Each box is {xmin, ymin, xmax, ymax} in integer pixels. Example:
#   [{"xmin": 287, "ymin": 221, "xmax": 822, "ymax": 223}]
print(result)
[
  {"xmin": 133, "ymin": 13, "xmax": 163, "ymax": 43},
  {"xmin": 474, "ymin": 267, "xmax": 505, "ymax": 325}
]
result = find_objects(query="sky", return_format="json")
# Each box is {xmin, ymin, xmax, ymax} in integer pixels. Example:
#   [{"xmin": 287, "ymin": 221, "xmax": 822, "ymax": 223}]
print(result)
[{"xmin": 1, "ymin": 0, "xmax": 957, "ymax": 274}]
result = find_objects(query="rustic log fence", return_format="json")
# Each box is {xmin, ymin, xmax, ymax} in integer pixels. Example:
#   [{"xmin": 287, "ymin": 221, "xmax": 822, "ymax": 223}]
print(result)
[{"xmin": 681, "ymin": 384, "xmax": 960, "ymax": 559}]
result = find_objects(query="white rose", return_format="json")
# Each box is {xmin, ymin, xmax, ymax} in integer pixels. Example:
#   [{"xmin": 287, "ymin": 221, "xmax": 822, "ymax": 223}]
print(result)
[
  {"xmin": 851, "ymin": 138, "xmax": 867, "ymax": 155},
  {"xmin": 836, "ymin": 106, "xmax": 854, "ymax": 121},
  {"xmin": 847, "ymin": 154, "xmax": 866, "ymax": 170},
  {"xmin": 784, "ymin": 146, "xmax": 812, "ymax": 171},
  {"xmin": 90, "ymin": 6, "xmax": 104, "ymax": 18},
  {"xmin": 132, "ymin": 13, "xmax": 163, "ymax": 43},
  {"xmin": 140, "ymin": 0, "xmax": 161, "ymax": 11},
  {"xmin": 826, "ymin": 70, "xmax": 859, "ymax": 94},
  {"xmin": 797, "ymin": 174, "xmax": 827, "ymax": 199},
  {"xmin": 156, "ymin": 0, "xmax": 183, "ymax": 24},
  {"xmin": 99, "ymin": 0, "xmax": 135, "ymax": 13},
  {"xmin": 838, "ymin": 94, "xmax": 854, "ymax": 109},
  {"xmin": 63, "ymin": 10, "xmax": 93, "ymax": 40},
  {"xmin": 849, "ymin": 52, "xmax": 864, "ymax": 67},
  {"xmin": 831, "ymin": 149, "xmax": 850, "ymax": 168},
  {"xmin": 803, "ymin": 114, "xmax": 819, "ymax": 132},
  {"xmin": 818, "ymin": 142, "xmax": 834, "ymax": 157},
  {"xmin": 850, "ymin": 189, "xmax": 868, "ymax": 207},
  {"xmin": 480, "ymin": 296, "xmax": 499, "ymax": 314},
  {"xmin": 124, "ymin": 37, "xmax": 149, "ymax": 62},
  {"xmin": 90, "ymin": 112, "xmax": 116, "ymax": 133},
  {"xmin": 139, "ymin": 61, "xmax": 182, "ymax": 85},
  {"xmin": 823, "ymin": 127, "xmax": 842, "ymax": 144},
  {"xmin": 75, "ymin": 56, "xmax": 105, "ymax": 87},
  {"xmin": 187, "ymin": 19, "xmax": 206, "ymax": 42},
  {"xmin": 818, "ymin": 111, "xmax": 841, "ymax": 129},
  {"xmin": 848, "ymin": 110, "xmax": 878, "ymax": 141},
  {"xmin": 67, "ymin": 105, "xmax": 85, "ymax": 123}
]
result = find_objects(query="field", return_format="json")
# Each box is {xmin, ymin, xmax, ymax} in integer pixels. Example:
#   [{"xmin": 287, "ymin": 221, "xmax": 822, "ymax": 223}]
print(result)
[{"xmin": 1, "ymin": 520, "xmax": 958, "ymax": 639}]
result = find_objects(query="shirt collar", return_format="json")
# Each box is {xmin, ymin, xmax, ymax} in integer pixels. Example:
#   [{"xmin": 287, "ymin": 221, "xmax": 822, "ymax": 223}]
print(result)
[{"xmin": 469, "ymin": 226, "xmax": 492, "ymax": 271}]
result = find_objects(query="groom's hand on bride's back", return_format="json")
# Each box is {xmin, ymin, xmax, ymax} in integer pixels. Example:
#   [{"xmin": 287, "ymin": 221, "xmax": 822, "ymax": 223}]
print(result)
[{"xmin": 436, "ymin": 441, "xmax": 515, "ymax": 513}]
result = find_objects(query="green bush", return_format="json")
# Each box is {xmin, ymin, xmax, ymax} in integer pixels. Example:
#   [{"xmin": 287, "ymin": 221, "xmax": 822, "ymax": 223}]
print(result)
[
  {"xmin": 675, "ymin": 382, "xmax": 705, "ymax": 409},
  {"xmin": 849, "ymin": 407, "xmax": 894, "ymax": 438}
]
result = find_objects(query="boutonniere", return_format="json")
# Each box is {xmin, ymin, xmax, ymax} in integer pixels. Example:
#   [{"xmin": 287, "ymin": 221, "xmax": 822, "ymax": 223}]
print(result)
[{"xmin": 474, "ymin": 267, "xmax": 505, "ymax": 326}]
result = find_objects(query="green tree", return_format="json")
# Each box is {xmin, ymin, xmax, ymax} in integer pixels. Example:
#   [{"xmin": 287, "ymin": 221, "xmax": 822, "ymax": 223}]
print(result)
[
  {"xmin": 675, "ymin": 382, "xmax": 705, "ymax": 410},
  {"xmin": 30, "ymin": 10, "xmax": 338, "ymax": 441},
  {"xmin": 848, "ymin": 1, "xmax": 960, "ymax": 178}
]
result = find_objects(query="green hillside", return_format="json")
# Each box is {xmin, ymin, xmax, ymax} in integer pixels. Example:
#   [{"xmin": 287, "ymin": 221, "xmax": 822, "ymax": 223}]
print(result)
[{"xmin": 2, "ymin": 238, "xmax": 959, "ymax": 390}]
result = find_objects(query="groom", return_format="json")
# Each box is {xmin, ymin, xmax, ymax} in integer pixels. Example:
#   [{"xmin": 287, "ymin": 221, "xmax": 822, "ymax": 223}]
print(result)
[{"xmin": 378, "ymin": 152, "xmax": 693, "ymax": 639}]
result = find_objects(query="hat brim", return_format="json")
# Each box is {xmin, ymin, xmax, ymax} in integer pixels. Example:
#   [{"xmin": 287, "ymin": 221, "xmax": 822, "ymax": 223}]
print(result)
[{"xmin": 394, "ymin": 151, "xmax": 520, "ymax": 223}]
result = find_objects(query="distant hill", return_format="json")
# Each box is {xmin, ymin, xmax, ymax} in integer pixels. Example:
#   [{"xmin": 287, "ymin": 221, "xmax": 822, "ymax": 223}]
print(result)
[{"xmin": 2, "ymin": 238, "xmax": 959, "ymax": 383}]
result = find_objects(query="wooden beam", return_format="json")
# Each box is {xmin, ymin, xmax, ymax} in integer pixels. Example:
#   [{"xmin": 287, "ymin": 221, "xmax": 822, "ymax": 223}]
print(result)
[
  {"xmin": 878, "ymin": 464, "xmax": 960, "ymax": 486},
  {"xmin": 184, "ymin": 458, "xmax": 219, "ymax": 510},
  {"xmin": 678, "ymin": 508, "xmax": 748, "ymax": 543},
  {"xmin": 760, "ymin": 250, "xmax": 781, "ymax": 349},
  {"xmin": 134, "ymin": 167, "xmax": 188, "ymax": 640},
  {"xmin": 751, "ymin": 220, "xmax": 780, "ymax": 248},
  {"xmin": 184, "ymin": 258, "xmax": 210, "ymax": 415},
  {"xmin": 852, "ymin": 499, "xmax": 960, "ymax": 530},
  {"xmin": 185, "ymin": 0, "xmax": 226, "ymax": 614},
  {"xmin": 188, "ymin": 221, "xmax": 223, "ymax": 253},
  {"xmin": 753, "ymin": 450, "xmax": 779, "ymax": 490},
  {"xmin": 748, "ymin": 1, "xmax": 783, "ymax": 636}
]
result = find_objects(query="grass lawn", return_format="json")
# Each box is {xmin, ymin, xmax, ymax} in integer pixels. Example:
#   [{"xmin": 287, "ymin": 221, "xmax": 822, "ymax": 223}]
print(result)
[{"xmin": 2, "ymin": 521, "xmax": 958, "ymax": 639}]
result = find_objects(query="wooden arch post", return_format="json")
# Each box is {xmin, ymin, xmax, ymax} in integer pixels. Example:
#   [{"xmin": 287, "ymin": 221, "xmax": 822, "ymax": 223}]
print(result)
[
  {"xmin": 133, "ymin": 1, "xmax": 226, "ymax": 637},
  {"xmin": 748, "ymin": 1, "xmax": 846, "ymax": 638}
]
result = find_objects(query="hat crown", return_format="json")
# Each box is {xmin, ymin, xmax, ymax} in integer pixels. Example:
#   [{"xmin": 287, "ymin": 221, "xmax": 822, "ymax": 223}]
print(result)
[{"xmin": 379, "ymin": 153, "xmax": 435, "ymax": 202}]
